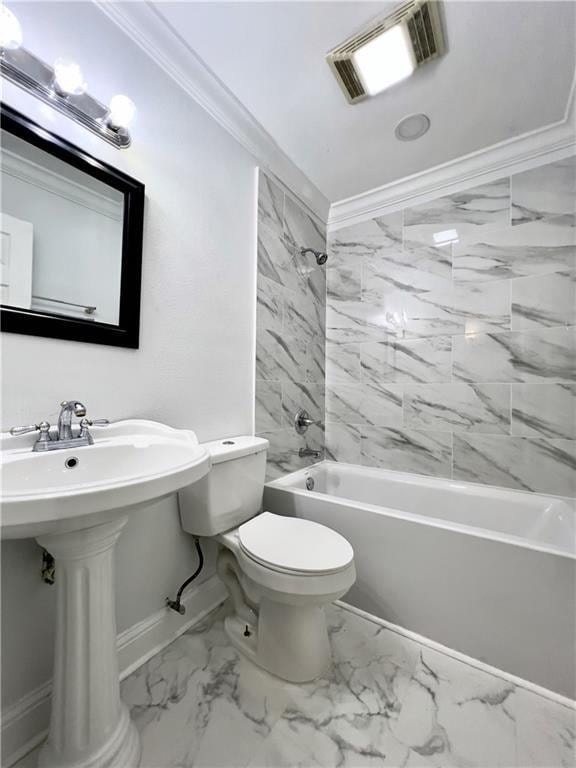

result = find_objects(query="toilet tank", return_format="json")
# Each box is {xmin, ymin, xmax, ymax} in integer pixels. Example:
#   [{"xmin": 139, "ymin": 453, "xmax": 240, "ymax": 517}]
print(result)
[{"xmin": 179, "ymin": 436, "xmax": 269, "ymax": 536}]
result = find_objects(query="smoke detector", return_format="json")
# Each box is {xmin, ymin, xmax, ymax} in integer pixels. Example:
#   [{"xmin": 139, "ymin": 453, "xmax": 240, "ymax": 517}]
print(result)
[{"xmin": 327, "ymin": 0, "xmax": 445, "ymax": 104}]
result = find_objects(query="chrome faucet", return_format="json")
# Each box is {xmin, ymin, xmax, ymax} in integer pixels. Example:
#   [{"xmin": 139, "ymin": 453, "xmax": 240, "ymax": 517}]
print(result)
[
  {"xmin": 58, "ymin": 400, "xmax": 87, "ymax": 440},
  {"xmin": 9, "ymin": 400, "xmax": 109, "ymax": 452}
]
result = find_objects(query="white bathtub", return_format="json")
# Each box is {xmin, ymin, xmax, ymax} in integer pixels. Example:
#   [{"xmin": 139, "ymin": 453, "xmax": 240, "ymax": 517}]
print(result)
[{"xmin": 264, "ymin": 461, "xmax": 576, "ymax": 698}]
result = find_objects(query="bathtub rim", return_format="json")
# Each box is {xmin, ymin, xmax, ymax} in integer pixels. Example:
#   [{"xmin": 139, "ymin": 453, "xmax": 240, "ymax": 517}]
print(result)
[{"xmin": 265, "ymin": 461, "xmax": 576, "ymax": 561}]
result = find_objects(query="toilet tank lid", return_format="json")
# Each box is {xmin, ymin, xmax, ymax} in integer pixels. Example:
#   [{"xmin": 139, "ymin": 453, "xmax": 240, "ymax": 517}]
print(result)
[{"xmin": 202, "ymin": 436, "xmax": 269, "ymax": 464}]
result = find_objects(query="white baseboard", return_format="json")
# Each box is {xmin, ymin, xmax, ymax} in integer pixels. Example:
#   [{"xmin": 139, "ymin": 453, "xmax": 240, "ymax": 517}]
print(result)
[
  {"xmin": 336, "ymin": 600, "xmax": 576, "ymax": 711},
  {"xmin": 0, "ymin": 684, "xmax": 52, "ymax": 768},
  {"xmin": 1, "ymin": 574, "xmax": 227, "ymax": 768}
]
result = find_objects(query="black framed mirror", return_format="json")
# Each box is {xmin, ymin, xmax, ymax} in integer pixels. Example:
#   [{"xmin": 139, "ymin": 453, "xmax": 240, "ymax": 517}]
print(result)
[{"xmin": 0, "ymin": 105, "xmax": 145, "ymax": 348}]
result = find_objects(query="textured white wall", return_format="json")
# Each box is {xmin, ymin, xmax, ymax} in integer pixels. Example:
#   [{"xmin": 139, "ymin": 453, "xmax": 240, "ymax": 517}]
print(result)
[{"xmin": 0, "ymin": 1, "xmax": 258, "ymax": 711}]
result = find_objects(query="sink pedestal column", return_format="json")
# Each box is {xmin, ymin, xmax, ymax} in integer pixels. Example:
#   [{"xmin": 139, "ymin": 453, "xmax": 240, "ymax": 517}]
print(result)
[{"xmin": 36, "ymin": 517, "xmax": 141, "ymax": 768}]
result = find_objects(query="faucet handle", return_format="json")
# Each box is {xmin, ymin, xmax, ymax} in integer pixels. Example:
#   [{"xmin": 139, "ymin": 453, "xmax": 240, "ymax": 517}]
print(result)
[
  {"xmin": 9, "ymin": 422, "xmax": 52, "ymax": 440},
  {"xmin": 9, "ymin": 424, "xmax": 41, "ymax": 436},
  {"xmin": 79, "ymin": 418, "xmax": 109, "ymax": 439},
  {"xmin": 294, "ymin": 408, "xmax": 320, "ymax": 434},
  {"xmin": 37, "ymin": 421, "xmax": 52, "ymax": 443}
]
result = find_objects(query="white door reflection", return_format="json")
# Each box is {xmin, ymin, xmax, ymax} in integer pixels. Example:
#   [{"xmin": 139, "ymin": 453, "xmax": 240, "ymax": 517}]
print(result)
[{"xmin": 0, "ymin": 212, "xmax": 33, "ymax": 309}]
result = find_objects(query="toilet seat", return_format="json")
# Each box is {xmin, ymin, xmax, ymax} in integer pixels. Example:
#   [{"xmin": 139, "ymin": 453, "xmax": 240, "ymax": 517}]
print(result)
[{"xmin": 238, "ymin": 512, "xmax": 353, "ymax": 576}]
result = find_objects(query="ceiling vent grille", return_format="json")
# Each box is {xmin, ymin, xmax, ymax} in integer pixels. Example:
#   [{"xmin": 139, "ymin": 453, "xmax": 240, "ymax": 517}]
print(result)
[{"xmin": 327, "ymin": 0, "xmax": 445, "ymax": 104}]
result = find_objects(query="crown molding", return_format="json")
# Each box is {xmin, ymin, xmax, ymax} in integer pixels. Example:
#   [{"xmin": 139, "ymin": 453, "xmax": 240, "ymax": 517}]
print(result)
[
  {"xmin": 93, "ymin": 0, "xmax": 329, "ymax": 224},
  {"xmin": 329, "ymin": 72, "xmax": 576, "ymax": 231},
  {"xmin": 92, "ymin": 0, "xmax": 575, "ymax": 231}
]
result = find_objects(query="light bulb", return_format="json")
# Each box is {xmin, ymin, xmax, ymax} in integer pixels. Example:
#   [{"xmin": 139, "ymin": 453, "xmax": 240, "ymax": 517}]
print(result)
[
  {"xmin": 53, "ymin": 58, "xmax": 87, "ymax": 96},
  {"xmin": 0, "ymin": 6, "xmax": 22, "ymax": 50},
  {"xmin": 108, "ymin": 95, "xmax": 136, "ymax": 130}
]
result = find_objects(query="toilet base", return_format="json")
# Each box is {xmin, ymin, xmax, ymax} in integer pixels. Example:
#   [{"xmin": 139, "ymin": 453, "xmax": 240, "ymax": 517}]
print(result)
[{"xmin": 225, "ymin": 597, "xmax": 331, "ymax": 683}]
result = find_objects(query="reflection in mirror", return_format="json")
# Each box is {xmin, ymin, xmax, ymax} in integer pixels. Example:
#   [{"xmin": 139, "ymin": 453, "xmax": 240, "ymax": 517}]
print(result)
[{"xmin": 1, "ymin": 130, "xmax": 124, "ymax": 325}]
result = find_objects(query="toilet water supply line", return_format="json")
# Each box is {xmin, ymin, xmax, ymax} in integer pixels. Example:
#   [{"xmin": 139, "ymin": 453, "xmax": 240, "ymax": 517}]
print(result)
[
  {"xmin": 46, "ymin": 539, "xmax": 206, "ymax": 613},
  {"xmin": 166, "ymin": 536, "xmax": 204, "ymax": 615},
  {"xmin": 167, "ymin": 538, "xmax": 259, "ymax": 633}
]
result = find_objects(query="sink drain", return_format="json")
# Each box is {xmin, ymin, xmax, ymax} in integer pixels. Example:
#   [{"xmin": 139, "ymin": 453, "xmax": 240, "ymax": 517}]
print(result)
[{"xmin": 65, "ymin": 456, "xmax": 79, "ymax": 469}]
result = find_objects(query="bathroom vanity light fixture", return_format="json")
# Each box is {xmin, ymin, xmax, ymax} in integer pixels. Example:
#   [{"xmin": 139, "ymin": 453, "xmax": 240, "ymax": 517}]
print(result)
[
  {"xmin": 327, "ymin": 0, "xmax": 445, "ymax": 104},
  {"xmin": 0, "ymin": 7, "xmax": 135, "ymax": 148}
]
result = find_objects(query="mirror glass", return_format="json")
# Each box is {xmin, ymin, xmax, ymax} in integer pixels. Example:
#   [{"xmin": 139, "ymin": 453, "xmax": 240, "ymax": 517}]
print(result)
[{"xmin": 1, "ymin": 130, "xmax": 125, "ymax": 325}]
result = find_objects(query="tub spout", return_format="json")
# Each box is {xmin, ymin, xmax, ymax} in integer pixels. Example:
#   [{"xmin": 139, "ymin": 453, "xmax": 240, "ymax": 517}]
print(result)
[{"xmin": 299, "ymin": 447, "xmax": 321, "ymax": 459}]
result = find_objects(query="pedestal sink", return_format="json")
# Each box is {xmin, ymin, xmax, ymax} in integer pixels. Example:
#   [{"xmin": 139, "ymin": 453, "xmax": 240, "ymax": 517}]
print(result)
[{"xmin": 1, "ymin": 420, "xmax": 211, "ymax": 768}]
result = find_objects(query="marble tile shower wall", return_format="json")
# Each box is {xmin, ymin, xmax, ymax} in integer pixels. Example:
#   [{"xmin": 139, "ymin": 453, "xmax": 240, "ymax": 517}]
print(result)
[
  {"xmin": 326, "ymin": 156, "xmax": 576, "ymax": 497},
  {"xmin": 255, "ymin": 172, "xmax": 327, "ymax": 479}
]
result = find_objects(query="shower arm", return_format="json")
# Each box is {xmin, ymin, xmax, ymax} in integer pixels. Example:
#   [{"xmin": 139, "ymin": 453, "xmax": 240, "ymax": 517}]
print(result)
[
  {"xmin": 300, "ymin": 247, "xmax": 328, "ymax": 265},
  {"xmin": 279, "ymin": 234, "xmax": 328, "ymax": 266}
]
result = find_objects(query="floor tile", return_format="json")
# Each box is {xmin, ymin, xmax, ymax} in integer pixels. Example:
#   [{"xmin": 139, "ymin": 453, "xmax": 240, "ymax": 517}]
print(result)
[
  {"xmin": 388, "ymin": 648, "xmax": 518, "ymax": 767},
  {"xmin": 16, "ymin": 603, "xmax": 575, "ymax": 768},
  {"xmin": 122, "ymin": 616, "xmax": 290, "ymax": 768},
  {"xmin": 512, "ymin": 687, "xmax": 576, "ymax": 768}
]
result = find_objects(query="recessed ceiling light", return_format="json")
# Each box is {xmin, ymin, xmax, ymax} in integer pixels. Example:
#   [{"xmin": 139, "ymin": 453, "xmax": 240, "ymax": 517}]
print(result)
[
  {"xmin": 327, "ymin": 0, "xmax": 445, "ymax": 104},
  {"xmin": 395, "ymin": 113, "xmax": 431, "ymax": 141}
]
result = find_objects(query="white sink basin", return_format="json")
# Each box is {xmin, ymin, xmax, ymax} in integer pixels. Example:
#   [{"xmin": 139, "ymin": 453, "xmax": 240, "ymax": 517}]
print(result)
[
  {"xmin": 0, "ymin": 418, "xmax": 211, "ymax": 768},
  {"xmin": 1, "ymin": 419, "xmax": 210, "ymax": 538}
]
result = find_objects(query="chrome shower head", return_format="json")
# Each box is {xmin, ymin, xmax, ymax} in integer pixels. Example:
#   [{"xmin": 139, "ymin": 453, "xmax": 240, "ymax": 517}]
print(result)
[{"xmin": 300, "ymin": 247, "xmax": 328, "ymax": 266}]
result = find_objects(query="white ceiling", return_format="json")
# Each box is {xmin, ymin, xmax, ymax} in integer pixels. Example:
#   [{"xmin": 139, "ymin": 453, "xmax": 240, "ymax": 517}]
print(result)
[{"xmin": 155, "ymin": 1, "xmax": 575, "ymax": 203}]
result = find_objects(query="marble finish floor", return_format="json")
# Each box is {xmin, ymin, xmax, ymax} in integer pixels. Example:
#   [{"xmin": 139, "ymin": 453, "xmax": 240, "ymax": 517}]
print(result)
[{"xmin": 17, "ymin": 603, "xmax": 576, "ymax": 768}]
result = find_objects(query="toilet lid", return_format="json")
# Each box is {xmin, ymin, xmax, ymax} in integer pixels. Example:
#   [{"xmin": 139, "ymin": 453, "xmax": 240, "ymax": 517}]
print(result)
[{"xmin": 238, "ymin": 512, "xmax": 354, "ymax": 575}]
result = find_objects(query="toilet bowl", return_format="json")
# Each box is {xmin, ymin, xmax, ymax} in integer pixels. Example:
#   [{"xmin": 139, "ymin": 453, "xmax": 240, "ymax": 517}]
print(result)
[
  {"xmin": 217, "ymin": 512, "xmax": 355, "ymax": 681},
  {"xmin": 178, "ymin": 436, "xmax": 356, "ymax": 682}
]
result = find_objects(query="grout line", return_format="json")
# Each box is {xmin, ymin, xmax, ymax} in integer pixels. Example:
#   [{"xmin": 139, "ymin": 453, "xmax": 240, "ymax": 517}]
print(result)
[
  {"xmin": 509, "ymin": 382, "xmax": 514, "ymax": 437},
  {"xmin": 508, "ymin": 271, "xmax": 513, "ymax": 333}
]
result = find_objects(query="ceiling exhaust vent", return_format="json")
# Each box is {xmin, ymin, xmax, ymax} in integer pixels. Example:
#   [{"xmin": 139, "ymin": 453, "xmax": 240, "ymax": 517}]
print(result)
[{"xmin": 327, "ymin": 0, "xmax": 445, "ymax": 104}]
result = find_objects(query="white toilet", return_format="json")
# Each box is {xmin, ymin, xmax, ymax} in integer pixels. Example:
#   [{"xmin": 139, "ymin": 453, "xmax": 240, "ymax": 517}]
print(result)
[{"xmin": 178, "ymin": 436, "xmax": 356, "ymax": 683}]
